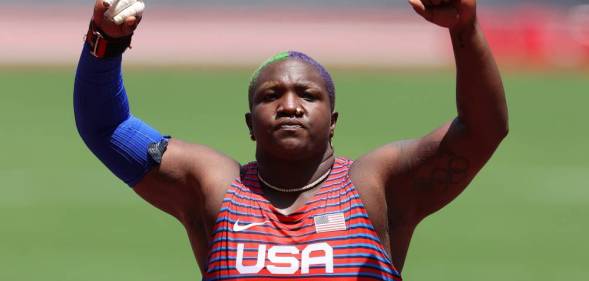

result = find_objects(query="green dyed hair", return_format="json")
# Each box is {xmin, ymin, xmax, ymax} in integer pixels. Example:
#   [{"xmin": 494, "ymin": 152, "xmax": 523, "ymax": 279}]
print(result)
[{"xmin": 247, "ymin": 51, "xmax": 336, "ymax": 111}]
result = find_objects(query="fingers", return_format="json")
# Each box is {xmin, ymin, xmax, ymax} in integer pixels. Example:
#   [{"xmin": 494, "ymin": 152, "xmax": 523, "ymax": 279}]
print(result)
[
  {"xmin": 409, "ymin": 0, "xmax": 430, "ymax": 20},
  {"xmin": 112, "ymin": 1, "xmax": 145, "ymax": 25},
  {"xmin": 421, "ymin": 0, "xmax": 454, "ymax": 8},
  {"xmin": 121, "ymin": 16, "xmax": 140, "ymax": 34},
  {"xmin": 105, "ymin": 0, "xmax": 136, "ymax": 20},
  {"xmin": 93, "ymin": 0, "xmax": 111, "ymax": 25},
  {"xmin": 90, "ymin": 0, "xmax": 144, "ymax": 38},
  {"xmin": 430, "ymin": 6, "xmax": 459, "ymax": 28},
  {"xmin": 430, "ymin": 0, "xmax": 452, "ymax": 6},
  {"xmin": 409, "ymin": 0, "xmax": 454, "ymax": 10},
  {"xmin": 409, "ymin": 0, "xmax": 459, "ymax": 27}
]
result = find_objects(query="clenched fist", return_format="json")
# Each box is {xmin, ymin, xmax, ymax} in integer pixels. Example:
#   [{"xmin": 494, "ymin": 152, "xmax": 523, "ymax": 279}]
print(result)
[
  {"xmin": 92, "ymin": 0, "xmax": 145, "ymax": 38},
  {"xmin": 409, "ymin": 0, "xmax": 476, "ymax": 30}
]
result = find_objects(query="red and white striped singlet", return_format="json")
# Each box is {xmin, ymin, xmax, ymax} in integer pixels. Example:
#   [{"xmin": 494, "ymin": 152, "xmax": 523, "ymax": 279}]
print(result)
[{"xmin": 204, "ymin": 157, "xmax": 402, "ymax": 281}]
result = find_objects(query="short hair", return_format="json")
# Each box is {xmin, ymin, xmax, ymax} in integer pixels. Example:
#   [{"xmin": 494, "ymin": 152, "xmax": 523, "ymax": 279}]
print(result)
[{"xmin": 248, "ymin": 51, "xmax": 336, "ymax": 111}]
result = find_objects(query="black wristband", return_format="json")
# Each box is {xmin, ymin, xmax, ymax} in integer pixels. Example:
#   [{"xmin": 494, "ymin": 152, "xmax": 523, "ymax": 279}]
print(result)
[
  {"xmin": 148, "ymin": 137, "xmax": 170, "ymax": 165},
  {"xmin": 85, "ymin": 21, "xmax": 132, "ymax": 58}
]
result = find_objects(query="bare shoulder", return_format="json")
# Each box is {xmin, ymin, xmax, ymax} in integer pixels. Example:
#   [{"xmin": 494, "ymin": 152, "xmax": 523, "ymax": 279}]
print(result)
[
  {"xmin": 349, "ymin": 140, "xmax": 415, "ymax": 221},
  {"xmin": 350, "ymin": 140, "xmax": 409, "ymax": 183},
  {"xmin": 165, "ymin": 138, "xmax": 240, "ymax": 187},
  {"xmin": 352, "ymin": 119, "xmax": 506, "ymax": 223},
  {"xmin": 134, "ymin": 138, "xmax": 240, "ymax": 223},
  {"xmin": 348, "ymin": 142, "xmax": 413, "ymax": 266}
]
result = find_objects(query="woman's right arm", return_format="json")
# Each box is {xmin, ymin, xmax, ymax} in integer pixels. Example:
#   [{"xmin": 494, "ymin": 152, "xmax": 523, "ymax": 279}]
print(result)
[{"xmin": 74, "ymin": 0, "xmax": 239, "ymax": 221}]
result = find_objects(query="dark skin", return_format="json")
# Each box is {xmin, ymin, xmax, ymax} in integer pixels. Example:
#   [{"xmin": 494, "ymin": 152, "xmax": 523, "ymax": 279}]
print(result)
[
  {"xmin": 245, "ymin": 60, "xmax": 338, "ymax": 212},
  {"xmin": 91, "ymin": 0, "xmax": 507, "ymax": 274}
]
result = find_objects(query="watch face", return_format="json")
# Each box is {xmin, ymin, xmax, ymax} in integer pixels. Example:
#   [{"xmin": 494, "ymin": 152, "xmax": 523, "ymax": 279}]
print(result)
[{"xmin": 148, "ymin": 138, "xmax": 169, "ymax": 164}]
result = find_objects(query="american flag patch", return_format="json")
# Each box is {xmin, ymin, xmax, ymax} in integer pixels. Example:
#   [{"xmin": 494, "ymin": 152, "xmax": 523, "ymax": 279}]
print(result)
[{"xmin": 314, "ymin": 212, "xmax": 346, "ymax": 233}]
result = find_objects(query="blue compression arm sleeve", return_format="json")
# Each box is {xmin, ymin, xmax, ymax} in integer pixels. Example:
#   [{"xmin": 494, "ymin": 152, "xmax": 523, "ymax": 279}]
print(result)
[{"xmin": 74, "ymin": 43, "xmax": 164, "ymax": 187}]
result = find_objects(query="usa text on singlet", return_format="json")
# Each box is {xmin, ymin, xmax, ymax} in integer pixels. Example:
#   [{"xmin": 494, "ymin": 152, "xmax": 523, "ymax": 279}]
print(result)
[{"xmin": 205, "ymin": 157, "xmax": 402, "ymax": 281}]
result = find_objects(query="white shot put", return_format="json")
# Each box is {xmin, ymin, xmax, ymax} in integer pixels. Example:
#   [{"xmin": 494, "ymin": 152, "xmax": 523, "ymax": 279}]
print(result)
[{"xmin": 104, "ymin": 0, "xmax": 145, "ymax": 25}]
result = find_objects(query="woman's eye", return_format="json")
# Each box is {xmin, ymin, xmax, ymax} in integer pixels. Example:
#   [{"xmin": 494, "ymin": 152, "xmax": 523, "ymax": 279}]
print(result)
[
  {"xmin": 263, "ymin": 92, "xmax": 278, "ymax": 101},
  {"xmin": 302, "ymin": 92, "xmax": 315, "ymax": 101}
]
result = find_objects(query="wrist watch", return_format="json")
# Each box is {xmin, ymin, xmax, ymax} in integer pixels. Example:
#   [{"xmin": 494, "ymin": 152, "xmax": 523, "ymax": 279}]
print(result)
[
  {"xmin": 85, "ymin": 21, "xmax": 133, "ymax": 58},
  {"xmin": 148, "ymin": 137, "xmax": 170, "ymax": 165}
]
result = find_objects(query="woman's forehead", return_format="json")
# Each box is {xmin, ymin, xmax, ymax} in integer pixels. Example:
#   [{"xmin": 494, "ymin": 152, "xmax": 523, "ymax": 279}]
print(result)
[
  {"xmin": 256, "ymin": 59, "xmax": 325, "ymax": 86},
  {"xmin": 248, "ymin": 51, "xmax": 336, "ymax": 110}
]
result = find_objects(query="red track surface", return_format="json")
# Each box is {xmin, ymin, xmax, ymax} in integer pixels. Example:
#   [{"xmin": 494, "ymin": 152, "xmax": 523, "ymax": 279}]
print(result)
[{"xmin": 1, "ymin": 5, "xmax": 587, "ymax": 66}]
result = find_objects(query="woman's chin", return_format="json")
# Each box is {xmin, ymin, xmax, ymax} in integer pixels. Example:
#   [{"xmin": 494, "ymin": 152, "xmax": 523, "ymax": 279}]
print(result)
[{"xmin": 272, "ymin": 138, "xmax": 312, "ymax": 159}]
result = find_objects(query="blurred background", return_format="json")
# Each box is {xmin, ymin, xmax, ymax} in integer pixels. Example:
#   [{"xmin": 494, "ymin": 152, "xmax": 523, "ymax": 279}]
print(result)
[{"xmin": 1, "ymin": 0, "xmax": 587, "ymax": 280}]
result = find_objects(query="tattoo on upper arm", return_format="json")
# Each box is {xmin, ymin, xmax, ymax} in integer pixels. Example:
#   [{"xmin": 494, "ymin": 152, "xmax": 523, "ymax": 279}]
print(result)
[{"xmin": 411, "ymin": 147, "xmax": 470, "ymax": 193}]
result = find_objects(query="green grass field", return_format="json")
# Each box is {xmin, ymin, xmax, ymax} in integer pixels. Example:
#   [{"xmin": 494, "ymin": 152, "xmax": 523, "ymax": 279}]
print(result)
[{"xmin": 0, "ymin": 66, "xmax": 587, "ymax": 280}]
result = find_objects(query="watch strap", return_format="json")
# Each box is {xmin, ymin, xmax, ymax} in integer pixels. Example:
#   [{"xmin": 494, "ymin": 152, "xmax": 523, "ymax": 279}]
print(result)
[{"xmin": 85, "ymin": 21, "xmax": 132, "ymax": 58}]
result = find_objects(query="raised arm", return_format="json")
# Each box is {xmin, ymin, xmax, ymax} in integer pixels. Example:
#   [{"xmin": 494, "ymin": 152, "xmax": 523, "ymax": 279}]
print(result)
[
  {"xmin": 74, "ymin": 0, "xmax": 239, "ymax": 222},
  {"xmin": 352, "ymin": 0, "xmax": 508, "ymax": 224},
  {"xmin": 74, "ymin": 0, "xmax": 153, "ymax": 187}
]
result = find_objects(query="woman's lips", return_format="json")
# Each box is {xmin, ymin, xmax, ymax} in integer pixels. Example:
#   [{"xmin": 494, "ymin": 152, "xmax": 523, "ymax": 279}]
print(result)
[
  {"xmin": 278, "ymin": 124, "xmax": 302, "ymax": 130},
  {"xmin": 275, "ymin": 120, "xmax": 305, "ymax": 131}
]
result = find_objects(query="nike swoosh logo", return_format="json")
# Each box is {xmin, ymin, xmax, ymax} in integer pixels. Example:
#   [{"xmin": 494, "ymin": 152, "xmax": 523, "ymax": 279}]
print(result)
[{"xmin": 233, "ymin": 219, "xmax": 270, "ymax": 232}]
